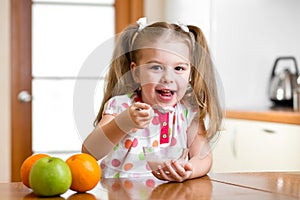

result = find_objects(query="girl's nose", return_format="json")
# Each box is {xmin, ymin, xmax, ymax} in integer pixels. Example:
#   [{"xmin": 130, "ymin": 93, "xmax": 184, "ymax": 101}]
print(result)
[{"xmin": 160, "ymin": 67, "xmax": 174, "ymax": 83}]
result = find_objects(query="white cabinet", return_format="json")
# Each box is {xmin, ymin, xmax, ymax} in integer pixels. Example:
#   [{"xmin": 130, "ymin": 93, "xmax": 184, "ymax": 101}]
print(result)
[{"xmin": 211, "ymin": 119, "xmax": 300, "ymax": 173}]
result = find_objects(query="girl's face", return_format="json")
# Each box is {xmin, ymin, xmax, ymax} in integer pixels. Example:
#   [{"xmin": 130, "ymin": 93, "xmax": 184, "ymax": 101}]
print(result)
[{"xmin": 131, "ymin": 42, "xmax": 191, "ymax": 107}]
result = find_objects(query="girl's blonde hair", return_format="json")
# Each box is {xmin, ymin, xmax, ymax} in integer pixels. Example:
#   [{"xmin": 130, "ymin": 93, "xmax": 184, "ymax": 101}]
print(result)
[{"xmin": 95, "ymin": 21, "xmax": 223, "ymax": 141}]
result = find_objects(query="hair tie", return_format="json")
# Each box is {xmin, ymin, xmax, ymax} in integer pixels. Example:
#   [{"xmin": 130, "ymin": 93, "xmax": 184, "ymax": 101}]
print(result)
[
  {"xmin": 137, "ymin": 17, "xmax": 147, "ymax": 31},
  {"xmin": 177, "ymin": 21, "xmax": 189, "ymax": 33},
  {"xmin": 130, "ymin": 17, "xmax": 147, "ymax": 52},
  {"xmin": 176, "ymin": 21, "xmax": 195, "ymax": 52}
]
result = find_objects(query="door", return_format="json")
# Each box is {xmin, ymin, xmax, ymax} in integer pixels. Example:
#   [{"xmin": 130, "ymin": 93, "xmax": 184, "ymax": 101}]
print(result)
[
  {"xmin": 10, "ymin": 0, "xmax": 144, "ymax": 181},
  {"xmin": 10, "ymin": 0, "xmax": 32, "ymax": 182}
]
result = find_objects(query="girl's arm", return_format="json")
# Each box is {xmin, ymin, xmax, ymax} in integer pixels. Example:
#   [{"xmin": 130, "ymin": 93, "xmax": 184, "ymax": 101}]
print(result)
[
  {"xmin": 81, "ymin": 114, "xmax": 126, "ymax": 160},
  {"xmin": 183, "ymin": 118, "xmax": 213, "ymax": 179},
  {"xmin": 187, "ymin": 128, "xmax": 213, "ymax": 179},
  {"xmin": 82, "ymin": 102, "xmax": 153, "ymax": 160}
]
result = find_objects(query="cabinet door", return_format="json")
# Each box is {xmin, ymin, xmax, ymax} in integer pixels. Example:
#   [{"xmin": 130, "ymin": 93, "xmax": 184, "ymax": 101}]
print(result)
[
  {"xmin": 211, "ymin": 119, "xmax": 300, "ymax": 173},
  {"xmin": 237, "ymin": 120, "xmax": 300, "ymax": 172},
  {"xmin": 211, "ymin": 120, "xmax": 241, "ymax": 172}
]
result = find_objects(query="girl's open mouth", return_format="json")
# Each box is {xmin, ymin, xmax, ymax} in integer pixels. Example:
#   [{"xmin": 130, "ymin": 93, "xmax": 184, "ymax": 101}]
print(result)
[{"xmin": 156, "ymin": 89, "xmax": 175, "ymax": 97}]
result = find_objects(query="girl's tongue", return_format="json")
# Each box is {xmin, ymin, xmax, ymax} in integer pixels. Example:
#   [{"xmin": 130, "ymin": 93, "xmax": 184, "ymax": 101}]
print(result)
[
  {"xmin": 156, "ymin": 89, "xmax": 176, "ymax": 102},
  {"xmin": 157, "ymin": 89, "xmax": 174, "ymax": 97}
]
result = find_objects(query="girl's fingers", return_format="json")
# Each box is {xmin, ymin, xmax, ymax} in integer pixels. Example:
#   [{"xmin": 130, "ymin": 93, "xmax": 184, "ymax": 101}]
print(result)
[
  {"xmin": 131, "ymin": 105, "xmax": 153, "ymax": 118},
  {"xmin": 183, "ymin": 162, "xmax": 193, "ymax": 171},
  {"xmin": 136, "ymin": 110, "xmax": 152, "ymax": 117},
  {"xmin": 129, "ymin": 103, "xmax": 154, "ymax": 128},
  {"xmin": 152, "ymin": 170, "xmax": 163, "ymax": 180},
  {"xmin": 158, "ymin": 161, "xmax": 193, "ymax": 182},
  {"xmin": 171, "ymin": 160, "xmax": 186, "ymax": 177},
  {"xmin": 157, "ymin": 165, "xmax": 173, "ymax": 181},
  {"xmin": 164, "ymin": 162, "xmax": 183, "ymax": 181},
  {"xmin": 133, "ymin": 102, "xmax": 151, "ymax": 110},
  {"xmin": 153, "ymin": 163, "xmax": 182, "ymax": 182}
]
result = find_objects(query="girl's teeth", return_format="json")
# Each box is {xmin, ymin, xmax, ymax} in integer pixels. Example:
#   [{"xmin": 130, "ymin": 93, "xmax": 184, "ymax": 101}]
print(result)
[{"xmin": 159, "ymin": 90, "xmax": 173, "ymax": 96}]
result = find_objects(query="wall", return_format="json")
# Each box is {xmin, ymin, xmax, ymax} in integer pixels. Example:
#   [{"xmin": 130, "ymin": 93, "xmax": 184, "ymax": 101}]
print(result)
[
  {"xmin": 211, "ymin": 0, "xmax": 300, "ymax": 109},
  {"xmin": 144, "ymin": 0, "xmax": 211, "ymax": 42},
  {"xmin": 145, "ymin": 0, "xmax": 300, "ymax": 109},
  {"xmin": 0, "ymin": 0, "xmax": 11, "ymax": 182}
]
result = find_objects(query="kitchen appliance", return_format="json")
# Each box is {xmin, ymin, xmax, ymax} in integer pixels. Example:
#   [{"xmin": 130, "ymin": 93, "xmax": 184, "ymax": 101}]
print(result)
[
  {"xmin": 269, "ymin": 56, "xmax": 299, "ymax": 107},
  {"xmin": 294, "ymin": 87, "xmax": 300, "ymax": 111}
]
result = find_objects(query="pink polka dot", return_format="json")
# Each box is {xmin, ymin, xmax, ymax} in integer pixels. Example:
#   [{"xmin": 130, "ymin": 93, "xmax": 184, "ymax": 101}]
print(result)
[
  {"xmin": 112, "ymin": 159, "xmax": 121, "ymax": 167},
  {"xmin": 180, "ymin": 113, "xmax": 184, "ymax": 121},
  {"xmin": 177, "ymin": 124, "xmax": 181, "ymax": 132},
  {"xmin": 171, "ymin": 137, "xmax": 177, "ymax": 146},
  {"xmin": 100, "ymin": 161, "xmax": 106, "ymax": 169},
  {"xmin": 146, "ymin": 163, "xmax": 151, "ymax": 170},
  {"xmin": 132, "ymin": 138, "xmax": 138, "ymax": 147},
  {"xmin": 122, "ymin": 103, "xmax": 129, "ymax": 108},
  {"xmin": 110, "ymin": 99, "xmax": 116, "ymax": 107},
  {"xmin": 143, "ymin": 128, "xmax": 150, "ymax": 136},
  {"xmin": 152, "ymin": 116, "xmax": 160, "ymax": 125},
  {"xmin": 146, "ymin": 179, "xmax": 155, "ymax": 188}
]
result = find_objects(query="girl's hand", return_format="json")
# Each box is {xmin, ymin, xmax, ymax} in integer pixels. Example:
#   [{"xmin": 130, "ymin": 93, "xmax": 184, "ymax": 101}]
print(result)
[
  {"xmin": 152, "ymin": 160, "xmax": 193, "ymax": 182},
  {"xmin": 129, "ymin": 102, "xmax": 153, "ymax": 129}
]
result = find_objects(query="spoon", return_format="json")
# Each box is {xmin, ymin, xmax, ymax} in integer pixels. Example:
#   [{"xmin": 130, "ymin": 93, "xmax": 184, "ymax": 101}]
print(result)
[
  {"xmin": 152, "ymin": 104, "xmax": 175, "ymax": 114},
  {"xmin": 135, "ymin": 104, "xmax": 175, "ymax": 114}
]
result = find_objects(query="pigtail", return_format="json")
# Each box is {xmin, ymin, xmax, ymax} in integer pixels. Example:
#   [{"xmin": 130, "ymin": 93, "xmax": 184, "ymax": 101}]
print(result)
[
  {"xmin": 94, "ymin": 24, "xmax": 139, "ymax": 126},
  {"xmin": 188, "ymin": 25, "xmax": 223, "ymax": 141}
]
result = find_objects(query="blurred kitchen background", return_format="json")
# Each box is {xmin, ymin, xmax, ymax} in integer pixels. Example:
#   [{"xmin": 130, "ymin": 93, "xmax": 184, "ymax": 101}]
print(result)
[{"xmin": 1, "ymin": 0, "xmax": 300, "ymax": 182}]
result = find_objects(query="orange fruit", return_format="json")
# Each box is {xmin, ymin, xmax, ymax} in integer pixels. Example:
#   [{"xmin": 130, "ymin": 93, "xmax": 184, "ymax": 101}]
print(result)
[
  {"xmin": 66, "ymin": 153, "xmax": 101, "ymax": 193},
  {"xmin": 20, "ymin": 153, "xmax": 50, "ymax": 188}
]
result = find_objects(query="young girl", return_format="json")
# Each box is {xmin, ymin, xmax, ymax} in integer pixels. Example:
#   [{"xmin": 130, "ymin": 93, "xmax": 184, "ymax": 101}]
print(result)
[{"xmin": 82, "ymin": 18, "xmax": 223, "ymax": 182}]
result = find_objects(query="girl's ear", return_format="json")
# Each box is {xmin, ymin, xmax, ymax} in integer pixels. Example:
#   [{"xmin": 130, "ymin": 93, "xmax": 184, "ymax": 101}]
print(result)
[{"xmin": 130, "ymin": 62, "xmax": 140, "ymax": 83}]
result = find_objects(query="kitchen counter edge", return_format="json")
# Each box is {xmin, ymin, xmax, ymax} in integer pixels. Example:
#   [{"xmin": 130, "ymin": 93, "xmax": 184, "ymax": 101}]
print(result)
[{"xmin": 226, "ymin": 109, "xmax": 300, "ymax": 125}]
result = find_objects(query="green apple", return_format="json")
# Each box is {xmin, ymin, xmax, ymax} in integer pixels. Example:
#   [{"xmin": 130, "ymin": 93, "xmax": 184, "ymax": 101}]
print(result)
[{"xmin": 29, "ymin": 157, "xmax": 72, "ymax": 197}]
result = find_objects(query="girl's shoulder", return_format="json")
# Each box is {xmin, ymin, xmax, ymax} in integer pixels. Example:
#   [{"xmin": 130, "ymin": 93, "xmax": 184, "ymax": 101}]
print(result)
[
  {"xmin": 176, "ymin": 100, "xmax": 200, "ymax": 122},
  {"xmin": 177, "ymin": 100, "xmax": 199, "ymax": 113},
  {"xmin": 108, "ymin": 93, "xmax": 135, "ymax": 103}
]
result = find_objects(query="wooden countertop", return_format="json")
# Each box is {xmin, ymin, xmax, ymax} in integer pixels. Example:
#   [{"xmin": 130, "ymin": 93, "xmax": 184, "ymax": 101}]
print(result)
[
  {"xmin": 1, "ymin": 172, "xmax": 299, "ymax": 199},
  {"xmin": 226, "ymin": 107, "xmax": 300, "ymax": 125}
]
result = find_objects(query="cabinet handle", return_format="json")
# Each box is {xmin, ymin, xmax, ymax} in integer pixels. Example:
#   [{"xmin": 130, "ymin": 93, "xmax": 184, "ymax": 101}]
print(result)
[
  {"xmin": 262, "ymin": 128, "xmax": 276, "ymax": 134},
  {"xmin": 230, "ymin": 129, "xmax": 238, "ymax": 158}
]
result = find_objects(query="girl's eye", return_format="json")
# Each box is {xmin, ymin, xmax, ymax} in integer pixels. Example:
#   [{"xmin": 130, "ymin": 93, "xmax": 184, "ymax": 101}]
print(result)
[
  {"xmin": 150, "ymin": 65, "xmax": 163, "ymax": 70},
  {"xmin": 174, "ymin": 66, "xmax": 185, "ymax": 71}
]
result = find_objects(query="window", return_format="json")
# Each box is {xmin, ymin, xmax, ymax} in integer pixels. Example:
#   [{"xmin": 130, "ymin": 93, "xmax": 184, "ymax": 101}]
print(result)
[{"xmin": 32, "ymin": 0, "xmax": 115, "ymax": 158}]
